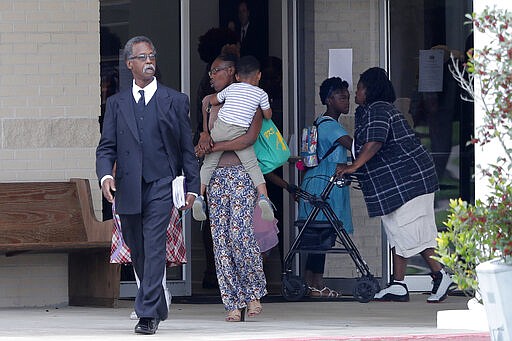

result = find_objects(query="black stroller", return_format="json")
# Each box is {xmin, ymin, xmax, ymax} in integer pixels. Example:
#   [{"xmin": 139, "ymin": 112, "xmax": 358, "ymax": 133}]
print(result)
[{"xmin": 281, "ymin": 174, "xmax": 380, "ymax": 303}]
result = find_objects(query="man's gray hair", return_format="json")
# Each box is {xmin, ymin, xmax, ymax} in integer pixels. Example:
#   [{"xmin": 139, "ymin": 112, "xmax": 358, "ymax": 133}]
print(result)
[{"xmin": 123, "ymin": 36, "xmax": 156, "ymax": 61}]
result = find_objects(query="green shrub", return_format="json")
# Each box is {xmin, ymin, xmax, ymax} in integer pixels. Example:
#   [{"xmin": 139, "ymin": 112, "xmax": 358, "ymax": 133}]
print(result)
[{"xmin": 435, "ymin": 172, "xmax": 512, "ymax": 297}]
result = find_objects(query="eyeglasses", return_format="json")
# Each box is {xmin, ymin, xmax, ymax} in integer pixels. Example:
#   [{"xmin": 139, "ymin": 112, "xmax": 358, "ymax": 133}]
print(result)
[
  {"xmin": 129, "ymin": 53, "xmax": 157, "ymax": 61},
  {"xmin": 208, "ymin": 66, "xmax": 230, "ymax": 77}
]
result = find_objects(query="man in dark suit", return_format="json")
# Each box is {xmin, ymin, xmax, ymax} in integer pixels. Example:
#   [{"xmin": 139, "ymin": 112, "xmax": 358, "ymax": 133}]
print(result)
[
  {"xmin": 238, "ymin": 0, "xmax": 267, "ymax": 62},
  {"xmin": 96, "ymin": 36, "xmax": 199, "ymax": 335}
]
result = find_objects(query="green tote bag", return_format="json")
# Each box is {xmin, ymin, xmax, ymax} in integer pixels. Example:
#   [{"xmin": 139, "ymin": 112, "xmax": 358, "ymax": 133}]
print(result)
[{"xmin": 253, "ymin": 118, "xmax": 291, "ymax": 174}]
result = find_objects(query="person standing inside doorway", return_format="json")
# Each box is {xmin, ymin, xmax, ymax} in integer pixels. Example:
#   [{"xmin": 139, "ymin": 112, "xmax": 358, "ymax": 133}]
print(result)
[
  {"xmin": 96, "ymin": 36, "xmax": 199, "ymax": 334},
  {"xmin": 237, "ymin": 0, "xmax": 266, "ymax": 62}
]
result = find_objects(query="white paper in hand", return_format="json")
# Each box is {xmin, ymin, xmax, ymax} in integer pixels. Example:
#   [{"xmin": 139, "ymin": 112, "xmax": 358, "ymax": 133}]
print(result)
[{"xmin": 172, "ymin": 175, "xmax": 186, "ymax": 208}]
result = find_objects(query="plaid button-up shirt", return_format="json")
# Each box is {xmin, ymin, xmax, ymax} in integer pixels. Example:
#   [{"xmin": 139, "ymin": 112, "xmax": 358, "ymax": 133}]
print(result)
[{"xmin": 353, "ymin": 101, "xmax": 438, "ymax": 217}]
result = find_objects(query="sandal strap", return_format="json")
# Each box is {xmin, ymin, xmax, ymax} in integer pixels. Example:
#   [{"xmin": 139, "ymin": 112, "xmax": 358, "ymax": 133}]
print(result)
[
  {"xmin": 310, "ymin": 286, "xmax": 341, "ymax": 298},
  {"xmin": 324, "ymin": 287, "xmax": 340, "ymax": 297},
  {"xmin": 247, "ymin": 300, "xmax": 262, "ymax": 317},
  {"xmin": 226, "ymin": 310, "xmax": 241, "ymax": 322}
]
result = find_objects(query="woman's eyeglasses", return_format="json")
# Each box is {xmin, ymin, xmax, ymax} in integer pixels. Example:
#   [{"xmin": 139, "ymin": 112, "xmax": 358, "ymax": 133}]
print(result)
[{"xmin": 208, "ymin": 66, "xmax": 230, "ymax": 77}]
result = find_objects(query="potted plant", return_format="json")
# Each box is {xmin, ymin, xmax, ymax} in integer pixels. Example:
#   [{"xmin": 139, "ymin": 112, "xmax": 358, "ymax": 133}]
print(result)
[{"xmin": 435, "ymin": 6, "xmax": 512, "ymax": 340}]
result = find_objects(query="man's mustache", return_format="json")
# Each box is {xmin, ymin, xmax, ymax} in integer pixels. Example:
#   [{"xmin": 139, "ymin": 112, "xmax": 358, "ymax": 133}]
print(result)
[{"xmin": 143, "ymin": 64, "xmax": 155, "ymax": 73}]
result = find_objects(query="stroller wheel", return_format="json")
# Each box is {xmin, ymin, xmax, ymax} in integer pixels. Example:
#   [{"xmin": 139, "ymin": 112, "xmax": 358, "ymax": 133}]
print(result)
[
  {"xmin": 353, "ymin": 277, "xmax": 378, "ymax": 303},
  {"xmin": 281, "ymin": 275, "xmax": 308, "ymax": 301}
]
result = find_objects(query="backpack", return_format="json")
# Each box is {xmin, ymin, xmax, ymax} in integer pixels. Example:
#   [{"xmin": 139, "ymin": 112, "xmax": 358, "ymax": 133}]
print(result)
[{"xmin": 300, "ymin": 116, "xmax": 337, "ymax": 168}]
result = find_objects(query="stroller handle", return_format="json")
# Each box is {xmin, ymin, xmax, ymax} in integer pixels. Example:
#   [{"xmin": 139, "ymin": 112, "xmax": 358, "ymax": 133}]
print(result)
[
  {"xmin": 333, "ymin": 174, "xmax": 351, "ymax": 188},
  {"xmin": 294, "ymin": 174, "xmax": 354, "ymax": 204},
  {"xmin": 336, "ymin": 173, "xmax": 361, "ymax": 190}
]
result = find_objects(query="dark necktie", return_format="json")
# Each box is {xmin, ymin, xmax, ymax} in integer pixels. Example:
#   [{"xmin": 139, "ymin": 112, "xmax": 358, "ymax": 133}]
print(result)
[
  {"xmin": 137, "ymin": 89, "xmax": 145, "ymax": 110},
  {"xmin": 241, "ymin": 28, "xmax": 246, "ymax": 42}
]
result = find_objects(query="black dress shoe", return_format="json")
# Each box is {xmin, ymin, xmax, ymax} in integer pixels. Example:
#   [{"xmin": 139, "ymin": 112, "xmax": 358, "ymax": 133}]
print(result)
[{"xmin": 134, "ymin": 317, "xmax": 159, "ymax": 335}]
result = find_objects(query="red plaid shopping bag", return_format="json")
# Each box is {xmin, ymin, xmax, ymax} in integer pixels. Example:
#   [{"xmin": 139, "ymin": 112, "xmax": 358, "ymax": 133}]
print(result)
[{"xmin": 110, "ymin": 202, "xmax": 187, "ymax": 267}]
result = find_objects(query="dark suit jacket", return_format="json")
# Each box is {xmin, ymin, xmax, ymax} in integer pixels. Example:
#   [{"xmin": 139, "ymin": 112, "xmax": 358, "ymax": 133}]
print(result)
[
  {"xmin": 240, "ymin": 22, "xmax": 267, "ymax": 62},
  {"xmin": 96, "ymin": 82, "xmax": 200, "ymax": 214}
]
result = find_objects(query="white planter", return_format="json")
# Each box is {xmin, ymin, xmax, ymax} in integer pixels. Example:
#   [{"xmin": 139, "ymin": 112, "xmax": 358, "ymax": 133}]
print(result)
[
  {"xmin": 437, "ymin": 297, "xmax": 488, "ymax": 331},
  {"xmin": 476, "ymin": 258, "xmax": 512, "ymax": 341}
]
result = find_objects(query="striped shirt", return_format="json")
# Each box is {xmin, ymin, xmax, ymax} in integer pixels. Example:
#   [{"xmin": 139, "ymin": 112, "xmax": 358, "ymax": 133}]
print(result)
[
  {"xmin": 353, "ymin": 101, "xmax": 439, "ymax": 217},
  {"xmin": 217, "ymin": 82, "xmax": 270, "ymax": 128}
]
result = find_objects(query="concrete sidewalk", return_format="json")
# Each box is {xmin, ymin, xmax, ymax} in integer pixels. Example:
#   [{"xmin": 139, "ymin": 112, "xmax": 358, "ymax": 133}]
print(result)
[{"xmin": 0, "ymin": 294, "xmax": 489, "ymax": 341}]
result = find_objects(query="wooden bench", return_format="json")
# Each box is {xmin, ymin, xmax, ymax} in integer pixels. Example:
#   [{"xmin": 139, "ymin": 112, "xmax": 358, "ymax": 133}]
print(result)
[{"xmin": 0, "ymin": 178, "xmax": 120, "ymax": 307}]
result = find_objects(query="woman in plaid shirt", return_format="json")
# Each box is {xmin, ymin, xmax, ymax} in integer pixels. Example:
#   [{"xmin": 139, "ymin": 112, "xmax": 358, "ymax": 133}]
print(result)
[{"xmin": 337, "ymin": 67, "xmax": 454, "ymax": 303}]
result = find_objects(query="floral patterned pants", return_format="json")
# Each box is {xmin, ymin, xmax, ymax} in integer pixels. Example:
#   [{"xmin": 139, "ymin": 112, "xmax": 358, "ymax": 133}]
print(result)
[{"xmin": 208, "ymin": 165, "xmax": 267, "ymax": 311}]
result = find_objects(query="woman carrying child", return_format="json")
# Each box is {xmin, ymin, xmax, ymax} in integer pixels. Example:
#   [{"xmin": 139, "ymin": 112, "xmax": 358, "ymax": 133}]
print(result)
[{"xmin": 195, "ymin": 53, "xmax": 267, "ymax": 322}]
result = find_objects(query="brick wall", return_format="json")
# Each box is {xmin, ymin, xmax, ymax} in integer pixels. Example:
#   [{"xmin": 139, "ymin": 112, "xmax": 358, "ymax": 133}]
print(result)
[
  {"xmin": 0, "ymin": 254, "xmax": 68, "ymax": 307},
  {"xmin": 0, "ymin": 0, "xmax": 100, "ymax": 307},
  {"xmin": 313, "ymin": 0, "xmax": 383, "ymax": 278},
  {"xmin": 0, "ymin": 0, "xmax": 100, "ymax": 185}
]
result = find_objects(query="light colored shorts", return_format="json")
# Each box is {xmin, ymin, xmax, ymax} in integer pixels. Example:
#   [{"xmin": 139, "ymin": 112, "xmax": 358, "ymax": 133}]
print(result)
[{"xmin": 380, "ymin": 192, "xmax": 438, "ymax": 258}]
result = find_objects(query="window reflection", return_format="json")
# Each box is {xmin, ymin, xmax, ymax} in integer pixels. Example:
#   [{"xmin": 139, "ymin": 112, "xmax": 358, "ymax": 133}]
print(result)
[{"xmin": 390, "ymin": 0, "xmax": 474, "ymax": 276}]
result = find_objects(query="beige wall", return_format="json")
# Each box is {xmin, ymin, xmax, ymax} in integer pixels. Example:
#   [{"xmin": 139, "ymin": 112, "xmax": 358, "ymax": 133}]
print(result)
[
  {"xmin": 0, "ymin": 0, "xmax": 100, "ymax": 307},
  {"xmin": 313, "ymin": 0, "xmax": 383, "ymax": 278},
  {"xmin": 0, "ymin": 254, "xmax": 68, "ymax": 307},
  {"xmin": 0, "ymin": 0, "xmax": 100, "ymax": 186}
]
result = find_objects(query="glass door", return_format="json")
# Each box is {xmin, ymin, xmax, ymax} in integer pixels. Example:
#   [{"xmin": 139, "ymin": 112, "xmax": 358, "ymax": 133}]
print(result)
[
  {"xmin": 388, "ymin": 0, "xmax": 474, "ymax": 291},
  {"xmin": 99, "ymin": 0, "xmax": 190, "ymax": 297}
]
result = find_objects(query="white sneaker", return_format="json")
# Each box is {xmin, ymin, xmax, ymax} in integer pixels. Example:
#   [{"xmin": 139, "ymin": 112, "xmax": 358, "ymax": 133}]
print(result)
[
  {"xmin": 192, "ymin": 195, "xmax": 207, "ymax": 221},
  {"xmin": 373, "ymin": 282, "xmax": 410, "ymax": 302},
  {"xmin": 427, "ymin": 268, "xmax": 455, "ymax": 303},
  {"xmin": 258, "ymin": 194, "xmax": 274, "ymax": 221}
]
